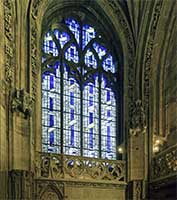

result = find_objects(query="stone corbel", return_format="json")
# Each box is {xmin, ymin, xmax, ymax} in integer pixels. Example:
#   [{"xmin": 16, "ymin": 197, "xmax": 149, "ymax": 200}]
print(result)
[{"xmin": 11, "ymin": 88, "xmax": 33, "ymax": 118}]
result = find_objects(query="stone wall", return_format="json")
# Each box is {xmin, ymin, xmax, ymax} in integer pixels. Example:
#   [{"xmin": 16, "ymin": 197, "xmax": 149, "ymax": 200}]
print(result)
[{"xmin": 0, "ymin": 0, "xmax": 176, "ymax": 199}]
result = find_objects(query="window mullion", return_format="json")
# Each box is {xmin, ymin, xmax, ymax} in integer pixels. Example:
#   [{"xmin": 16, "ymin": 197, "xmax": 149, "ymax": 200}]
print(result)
[
  {"xmin": 80, "ymin": 21, "xmax": 83, "ymax": 156},
  {"xmin": 80, "ymin": 87, "xmax": 83, "ymax": 156},
  {"xmin": 60, "ymin": 55, "xmax": 64, "ymax": 154},
  {"xmin": 98, "ymin": 70, "xmax": 102, "ymax": 158}
]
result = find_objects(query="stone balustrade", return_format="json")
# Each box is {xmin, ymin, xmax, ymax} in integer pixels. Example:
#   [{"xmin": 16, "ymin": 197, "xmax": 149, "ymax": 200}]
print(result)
[
  {"xmin": 151, "ymin": 144, "xmax": 177, "ymax": 181},
  {"xmin": 35, "ymin": 152, "xmax": 125, "ymax": 183}
]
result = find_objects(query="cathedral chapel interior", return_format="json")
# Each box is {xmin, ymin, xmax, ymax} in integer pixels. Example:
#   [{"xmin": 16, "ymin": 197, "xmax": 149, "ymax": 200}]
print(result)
[{"xmin": 0, "ymin": 0, "xmax": 176, "ymax": 199}]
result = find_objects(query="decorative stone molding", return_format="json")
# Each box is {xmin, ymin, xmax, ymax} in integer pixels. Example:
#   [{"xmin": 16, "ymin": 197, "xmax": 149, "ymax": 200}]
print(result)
[
  {"xmin": 151, "ymin": 144, "xmax": 177, "ymax": 181},
  {"xmin": 4, "ymin": 0, "xmax": 14, "ymax": 41},
  {"xmin": 35, "ymin": 180, "xmax": 64, "ymax": 200},
  {"xmin": 9, "ymin": 170, "xmax": 34, "ymax": 200},
  {"xmin": 106, "ymin": 0, "xmax": 135, "ymax": 127},
  {"xmin": 4, "ymin": 43, "xmax": 14, "ymax": 84},
  {"xmin": 144, "ymin": 1, "xmax": 163, "ymax": 111},
  {"xmin": 129, "ymin": 100, "xmax": 146, "ymax": 136},
  {"xmin": 30, "ymin": 19, "xmax": 38, "ymax": 100},
  {"xmin": 31, "ymin": 0, "xmax": 42, "ymax": 19},
  {"xmin": 11, "ymin": 89, "xmax": 33, "ymax": 118},
  {"xmin": 65, "ymin": 181, "xmax": 126, "ymax": 189},
  {"xmin": 4, "ymin": 0, "xmax": 15, "ymax": 86},
  {"xmin": 35, "ymin": 152, "xmax": 125, "ymax": 182}
]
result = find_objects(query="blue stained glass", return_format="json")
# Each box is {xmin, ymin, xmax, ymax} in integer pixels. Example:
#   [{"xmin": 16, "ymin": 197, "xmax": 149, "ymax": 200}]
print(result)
[
  {"xmin": 83, "ymin": 76, "xmax": 99, "ymax": 158},
  {"xmin": 82, "ymin": 25, "xmax": 95, "ymax": 49},
  {"xmin": 101, "ymin": 77, "xmax": 116, "ymax": 159},
  {"xmin": 49, "ymin": 115, "xmax": 54, "ymax": 127},
  {"xmin": 89, "ymin": 96, "xmax": 93, "ymax": 106},
  {"xmin": 70, "ymin": 125, "xmax": 74, "ymax": 146},
  {"xmin": 42, "ymin": 17, "xmax": 117, "ymax": 160},
  {"xmin": 50, "ymin": 76, "xmax": 54, "ymax": 89},
  {"xmin": 66, "ymin": 18, "xmax": 80, "ymax": 44},
  {"xmin": 70, "ymin": 92, "xmax": 74, "ymax": 105},
  {"xmin": 43, "ymin": 32, "xmax": 59, "ymax": 56},
  {"xmin": 70, "ymin": 109, "xmax": 74, "ymax": 120},
  {"xmin": 63, "ymin": 69, "xmax": 80, "ymax": 156},
  {"xmin": 89, "ymin": 128, "xmax": 93, "ymax": 148},
  {"xmin": 49, "ymin": 131, "xmax": 54, "ymax": 146},
  {"xmin": 84, "ymin": 49, "xmax": 97, "ymax": 68},
  {"xmin": 65, "ymin": 44, "xmax": 79, "ymax": 63},
  {"xmin": 93, "ymin": 42, "xmax": 106, "ymax": 59},
  {"xmin": 89, "ymin": 112, "xmax": 93, "ymax": 124},
  {"xmin": 49, "ymin": 40, "xmax": 53, "ymax": 51},
  {"xmin": 107, "ymin": 90, "xmax": 110, "ymax": 101},
  {"xmin": 107, "ymin": 110, "xmax": 111, "ymax": 117},
  {"xmin": 89, "ymin": 85, "xmax": 93, "ymax": 94},
  {"xmin": 49, "ymin": 97, "xmax": 53, "ymax": 111},
  {"xmin": 54, "ymin": 30, "xmax": 70, "ymax": 48},
  {"xmin": 107, "ymin": 126, "xmax": 111, "ymax": 151},
  {"xmin": 70, "ymin": 79, "xmax": 74, "ymax": 85},
  {"xmin": 103, "ymin": 55, "xmax": 116, "ymax": 73}
]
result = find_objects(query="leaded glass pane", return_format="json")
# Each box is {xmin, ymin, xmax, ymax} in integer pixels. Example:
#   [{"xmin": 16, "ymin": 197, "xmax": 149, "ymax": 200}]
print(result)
[
  {"xmin": 65, "ymin": 44, "xmax": 79, "ymax": 63},
  {"xmin": 93, "ymin": 42, "xmax": 106, "ymax": 59},
  {"xmin": 54, "ymin": 30, "xmax": 70, "ymax": 48},
  {"xmin": 101, "ymin": 77, "xmax": 116, "ymax": 159},
  {"xmin": 65, "ymin": 18, "xmax": 80, "ymax": 45},
  {"xmin": 82, "ymin": 25, "xmax": 95, "ymax": 49},
  {"xmin": 43, "ymin": 32, "xmax": 59, "ymax": 56},
  {"xmin": 103, "ymin": 54, "xmax": 116, "ymax": 73},
  {"xmin": 83, "ymin": 78, "xmax": 99, "ymax": 158},
  {"xmin": 84, "ymin": 49, "xmax": 97, "ymax": 68},
  {"xmin": 42, "ymin": 63, "xmax": 61, "ymax": 153},
  {"xmin": 63, "ymin": 68, "xmax": 81, "ymax": 156},
  {"xmin": 42, "ymin": 16, "xmax": 118, "ymax": 160}
]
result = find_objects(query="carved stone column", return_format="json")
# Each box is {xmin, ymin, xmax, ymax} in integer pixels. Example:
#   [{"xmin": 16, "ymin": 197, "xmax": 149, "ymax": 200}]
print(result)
[{"xmin": 128, "ymin": 100, "xmax": 147, "ymax": 199}]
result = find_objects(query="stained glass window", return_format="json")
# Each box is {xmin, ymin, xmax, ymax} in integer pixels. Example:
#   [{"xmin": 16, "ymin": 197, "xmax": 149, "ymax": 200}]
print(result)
[{"xmin": 42, "ymin": 16, "xmax": 118, "ymax": 160}]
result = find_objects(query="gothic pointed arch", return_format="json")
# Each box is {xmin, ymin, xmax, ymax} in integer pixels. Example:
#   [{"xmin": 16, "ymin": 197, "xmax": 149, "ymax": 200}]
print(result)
[{"xmin": 29, "ymin": 0, "xmax": 135, "ymax": 156}]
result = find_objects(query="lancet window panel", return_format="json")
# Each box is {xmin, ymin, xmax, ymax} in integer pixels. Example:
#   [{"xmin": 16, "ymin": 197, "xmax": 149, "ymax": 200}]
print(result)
[{"xmin": 41, "ymin": 16, "xmax": 118, "ymax": 160}]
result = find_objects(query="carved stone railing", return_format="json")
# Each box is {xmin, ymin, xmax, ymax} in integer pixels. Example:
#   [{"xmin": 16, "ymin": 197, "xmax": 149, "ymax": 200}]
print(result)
[
  {"xmin": 151, "ymin": 144, "xmax": 177, "ymax": 182},
  {"xmin": 35, "ymin": 152, "xmax": 125, "ymax": 183}
]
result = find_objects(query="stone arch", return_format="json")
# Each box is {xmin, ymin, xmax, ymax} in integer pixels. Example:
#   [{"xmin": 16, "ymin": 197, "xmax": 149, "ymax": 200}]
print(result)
[
  {"xmin": 39, "ymin": 183, "xmax": 63, "ymax": 200},
  {"xmin": 28, "ymin": 0, "xmax": 135, "ymax": 152}
]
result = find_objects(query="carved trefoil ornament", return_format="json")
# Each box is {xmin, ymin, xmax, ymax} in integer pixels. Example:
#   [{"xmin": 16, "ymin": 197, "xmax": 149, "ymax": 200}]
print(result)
[
  {"xmin": 36, "ymin": 152, "xmax": 125, "ymax": 182},
  {"xmin": 11, "ymin": 89, "xmax": 33, "ymax": 118},
  {"xmin": 130, "ymin": 100, "xmax": 146, "ymax": 136}
]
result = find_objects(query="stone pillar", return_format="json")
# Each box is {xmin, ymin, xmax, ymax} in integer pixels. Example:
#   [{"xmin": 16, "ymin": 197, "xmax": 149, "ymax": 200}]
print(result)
[
  {"xmin": 9, "ymin": 170, "xmax": 34, "ymax": 200},
  {"xmin": 128, "ymin": 100, "xmax": 147, "ymax": 199}
]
